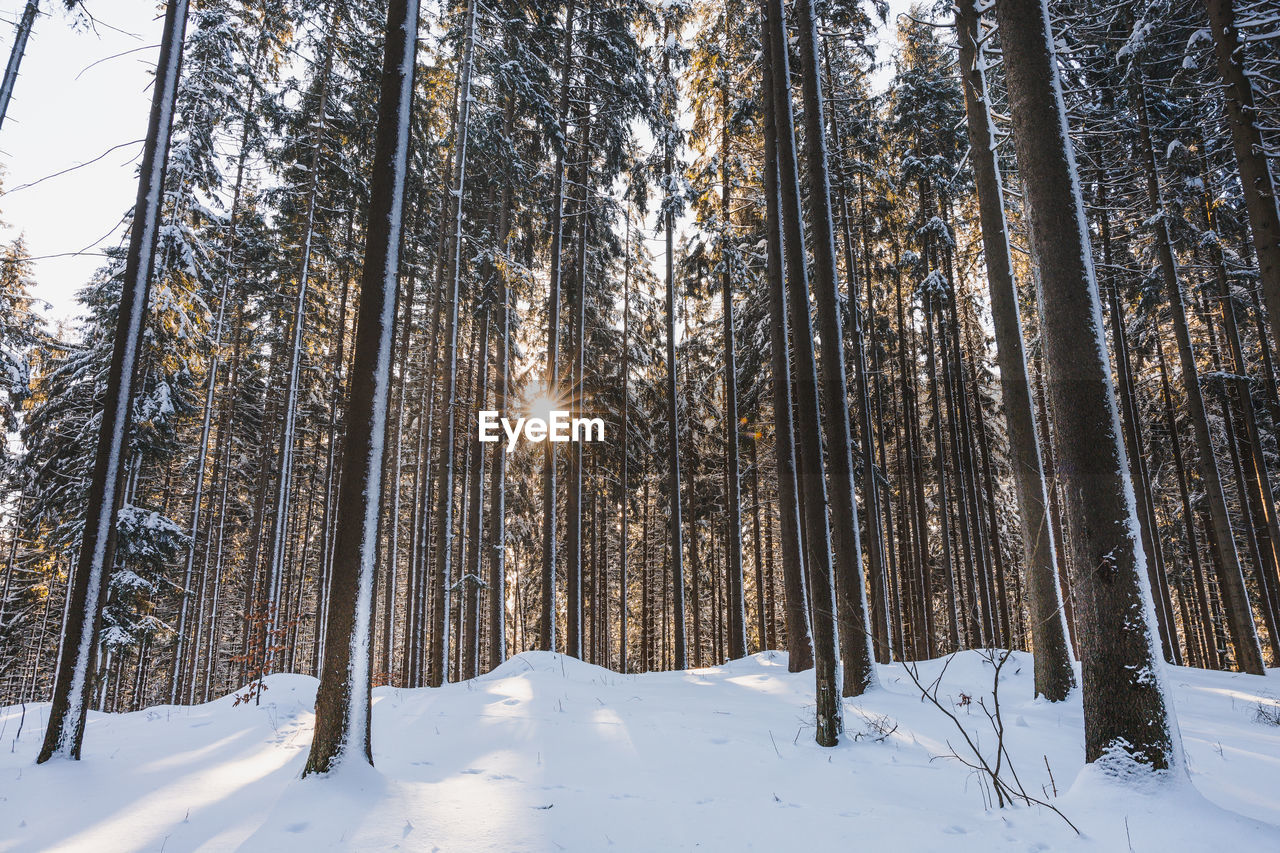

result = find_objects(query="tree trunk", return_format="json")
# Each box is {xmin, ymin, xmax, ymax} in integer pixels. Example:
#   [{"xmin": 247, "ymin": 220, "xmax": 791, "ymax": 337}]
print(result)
[
  {"xmin": 0, "ymin": 0, "xmax": 39, "ymax": 132},
  {"xmin": 765, "ymin": 0, "xmax": 841, "ymax": 744},
  {"xmin": 1136, "ymin": 85, "xmax": 1264, "ymax": 675},
  {"xmin": 759, "ymin": 3, "xmax": 812, "ymax": 673},
  {"xmin": 749, "ymin": 440, "xmax": 766, "ymax": 652},
  {"xmin": 619, "ymin": 207, "xmax": 632, "ymax": 672},
  {"xmin": 427, "ymin": 0, "xmax": 478, "ymax": 687},
  {"xmin": 994, "ymin": 0, "xmax": 1178, "ymax": 769},
  {"xmin": 720, "ymin": 46, "xmax": 747, "ymax": 661},
  {"xmin": 827, "ymin": 93, "xmax": 891, "ymax": 663},
  {"xmin": 662, "ymin": 17, "xmax": 688, "ymax": 671},
  {"xmin": 540, "ymin": 0, "xmax": 576, "ymax": 653},
  {"xmin": 38, "ymin": 0, "xmax": 189, "ymax": 764},
  {"xmin": 303, "ymin": 0, "xmax": 418, "ymax": 775},
  {"xmin": 1203, "ymin": 0, "xmax": 1280, "ymax": 353},
  {"xmin": 566, "ymin": 50, "xmax": 594, "ymax": 660},
  {"xmin": 485, "ymin": 99, "xmax": 516, "ymax": 673},
  {"xmin": 791, "ymin": 0, "xmax": 874, "ymax": 697}
]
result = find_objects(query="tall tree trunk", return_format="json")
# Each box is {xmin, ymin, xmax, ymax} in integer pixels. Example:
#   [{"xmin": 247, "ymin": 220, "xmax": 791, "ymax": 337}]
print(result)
[
  {"xmin": 619, "ymin": 207, "xmax": 632, "ymax": 672},
  {"xmin": 303, "ymin": 0, "xmax": 417, "ymax": 775},
  {"xmin": 1203, "ymin": 0, "xmax": 1280, "ymax": 352},
  {"xmin": 462, "ymin": 302, "xmax": 490, "ymax": 680},
  {"xmin": 793, "ymin": 0, "xmax": 874, "ymax": 696},
  {"xmin": 662, "ymin": 17, "xmax": 688, "ymax": 670},
  {"xmin": 540, "ymin": 0, "xmax": 577, "ymax": 653},
  {"xmin": 900, "ymin": 258, "xmax": 935, "ymax": 659},
  {"xmin": 427, "ymin": 0, "xmax": 478, "ymax": 686},
  {"xmin": 821, "ymin": 38, "xmax": 890, "ymax": 666},
  {"xmin": 38, "ymin": 0, "xmax": 189, "ymax": 764},
  {"xmin": 758, "ymin": 11, "xmax": 811, "ymax": 673},
  {"xmin": 0, "ymin": 0, "xmax": 39, "ymax": 132},
  {"xmin": 994, "ymin": 0, "xmax": 1178, "ymax": 769},
  {"xmin": 566, "ymin": 48, "xmax": 595, "ymax": 660},
  {"xmin": 720, "ymin": 44, "xmax": 747, "ymax": 661},
  {"xmin": 765, "ymin": 0, "xmax": 841, "ymax": 744},
  {"xmin": 485, "ymin": 100, "xmax": 516, "ymax": 673},
  {"xmin": 749, "ymin": 440, "xmax": 767, "ymax": 653},
  {"xmin": 1136, "ymin": 86, "xmax": 1265, "ymax": 675}
]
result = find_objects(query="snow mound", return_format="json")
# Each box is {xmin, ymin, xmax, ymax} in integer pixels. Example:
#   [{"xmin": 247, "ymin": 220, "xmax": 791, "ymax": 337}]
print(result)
[{"xmin": 2, "ymin": 653, "xmax": 1277, "ymax": 851}]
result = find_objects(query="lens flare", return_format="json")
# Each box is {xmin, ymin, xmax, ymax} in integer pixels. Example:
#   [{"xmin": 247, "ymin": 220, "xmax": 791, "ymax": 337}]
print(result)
[{"xmin": 520, "ymin": 386, "xmax": 569, "ymax": 423}]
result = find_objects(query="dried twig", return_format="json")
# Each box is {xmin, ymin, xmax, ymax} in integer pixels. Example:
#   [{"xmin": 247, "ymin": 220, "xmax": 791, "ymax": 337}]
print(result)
[{"xmin": 902, "ymin": 649, "xmax": 1079, "ymax": 834}]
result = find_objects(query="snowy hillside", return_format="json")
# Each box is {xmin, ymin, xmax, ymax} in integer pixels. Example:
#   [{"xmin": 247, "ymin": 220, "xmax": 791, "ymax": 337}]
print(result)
[{"xmin": 1, "ymin": 652, "xmax": 1278, "ymax": 851}]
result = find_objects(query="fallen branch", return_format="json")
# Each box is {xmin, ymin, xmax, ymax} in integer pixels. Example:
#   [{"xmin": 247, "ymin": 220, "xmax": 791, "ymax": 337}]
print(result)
[{"xmin": 902, "ymin": 649, "xmax": 1078, "ymax": 834}]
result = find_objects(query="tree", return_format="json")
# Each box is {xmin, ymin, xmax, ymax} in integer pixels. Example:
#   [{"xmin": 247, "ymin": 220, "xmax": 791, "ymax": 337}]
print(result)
[
  {"xmin": 793, "ymin": 0, "xmax": 875, "ymax": 697},
  {"xmin": 0, "ymin": 0, "xmax": 39, "ymax": 132},
  {"xmin": 304, "ymin": 0, "xmax": 419, "ymax": 776},
  {"xmin": 954, "ymin": 0, "xmax": 1074, "ymax": 700},
  {"xmin": 427, "ymin": 0, "xmax": 479, "ymax": 687},
  {"xmin": 658, "ymin": 2, "xmax": 689, "ymax": 671},
  {"xmin": 764, "ymin": 0, "xmax": 841, "ymax": 745},
  {"xmin": 36, "ymin": 0, "xmax": 190, "ymax": 762},
  {"xmin": 1203, "ymin": 0, "xmax": 1280, "ymax": 354},
  {"xmin": 993, "ymin": 0, "xmax": 1179, "ymax": 769},
  {"xmin": 539, "ymin": 0, "xmax": 576, "ymax": 654}
]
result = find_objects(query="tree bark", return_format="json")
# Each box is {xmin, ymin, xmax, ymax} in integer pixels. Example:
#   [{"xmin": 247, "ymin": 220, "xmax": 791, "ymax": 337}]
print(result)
[
  {"xmin": 38, "ymin": 0, "xmax": 189, "ymax": 764},
  {"xmin": 1203, "ymin": 0, "xmax": 1280, "ymax": 353},
  {"xmin": 540, "ymin": 0, "xmax": 576, "ymax": 653},
  {"xmin": 994, "ymin": 0, "xmax": 1178, "ymax": 769},
  {"xmin": 485, "ymin": 99, "xmax": 516, "ymax": 673},
  {"xmin": 759, "ymin": 0, "xmax": 812, "ymax": 674},
  {"xmin": 720, "ymin": 44, "xmax": 747, "ymax": 661},
  {"xmin": 792, "ymin": 0, "xmax": 874, "ymax": 697},
  {"xmin": 662, "ymin": 15, "xmax": 688, "ymax": 670},
  {"xmin": 303, "ymin": 0, "xmax": 417, "ymax": 776},
  {"xmin": 427, "ymin": 0, "xmax": 478, "ymax": 687},
  {"xmin": 1136, "ymin": 85, "xmax": 1265, "ymax": 675},
  {"xmin": 765, "ymin": 0, "xmax": 841, "ymax": 744},
  {"xmin": 0, "ymin": 0, "xmax": 39, "ymax": 132}
]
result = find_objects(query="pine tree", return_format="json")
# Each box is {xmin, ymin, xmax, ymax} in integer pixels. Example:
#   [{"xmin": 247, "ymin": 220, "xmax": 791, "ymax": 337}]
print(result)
[
  {"xmin": 38, "ymin": 0, "xmax": 191, "ymax": 763},
  {"xmin": 994, "ymin": 0, "xmax": 1179, "ymax": 770},
  {"xmin": 0, "ymin": 0, "xmax": 39, "ymax": 132},
  {"xmin": 304, "ymin": 0, "xmax": 419, "ymax": 776},
  {"xmin": 954, "ymin": 0, "xmax": 1075, "ymax": 700}
]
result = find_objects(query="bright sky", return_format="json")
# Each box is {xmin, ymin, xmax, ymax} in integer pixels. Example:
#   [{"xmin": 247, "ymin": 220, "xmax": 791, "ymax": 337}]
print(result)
[
  {"xmin": 0, "ymin": 2, "xmax": 164, "ymax": 325},
  {"xmin": 0, "ymin": 0, "xmax": 915, "ymax": 328}
]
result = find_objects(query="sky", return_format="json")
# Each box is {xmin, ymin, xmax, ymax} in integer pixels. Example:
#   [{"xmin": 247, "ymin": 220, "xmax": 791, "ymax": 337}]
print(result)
[
  {"xmin": 0, "ymin": 2, "xmax": 164, "ymax": 325},
  {"xmin": 0, "ymin": 0, "xmax": 914, "ymax": 328}
]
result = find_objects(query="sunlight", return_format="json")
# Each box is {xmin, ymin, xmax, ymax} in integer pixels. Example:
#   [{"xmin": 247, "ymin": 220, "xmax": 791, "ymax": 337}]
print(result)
[{"xmin": 520, "ymin": 385, "xmax": 571, "ymax": 423}]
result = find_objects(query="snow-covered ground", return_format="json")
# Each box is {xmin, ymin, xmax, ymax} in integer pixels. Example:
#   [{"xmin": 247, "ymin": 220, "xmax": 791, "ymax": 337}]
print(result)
[{"xmin": 1, "ymin": 651, "xmax": 1277, "ymax": 851}]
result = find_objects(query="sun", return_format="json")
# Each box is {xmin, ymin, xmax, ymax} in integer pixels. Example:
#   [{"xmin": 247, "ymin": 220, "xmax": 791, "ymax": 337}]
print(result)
[{"xmin": 520, "ymin": 385, "xmax": 570, "ymax": 423}]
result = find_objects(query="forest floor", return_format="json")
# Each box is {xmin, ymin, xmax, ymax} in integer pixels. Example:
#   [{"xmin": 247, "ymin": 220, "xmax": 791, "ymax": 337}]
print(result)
[{"xmin": 1, "ymin": 651, "xmax": 1278, "ymax": 851}]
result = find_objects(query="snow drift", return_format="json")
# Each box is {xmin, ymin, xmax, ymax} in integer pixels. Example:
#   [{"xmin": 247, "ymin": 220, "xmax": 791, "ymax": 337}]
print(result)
[{"xmin": 1, "ymin": 651, "xmax": 1277, "ymax": 851}]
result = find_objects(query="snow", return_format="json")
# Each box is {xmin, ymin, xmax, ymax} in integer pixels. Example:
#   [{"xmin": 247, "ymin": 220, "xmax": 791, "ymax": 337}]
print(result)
[{"xmin": 2, "ymin": 651, "xmax": 1277, "ymax": 851}]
